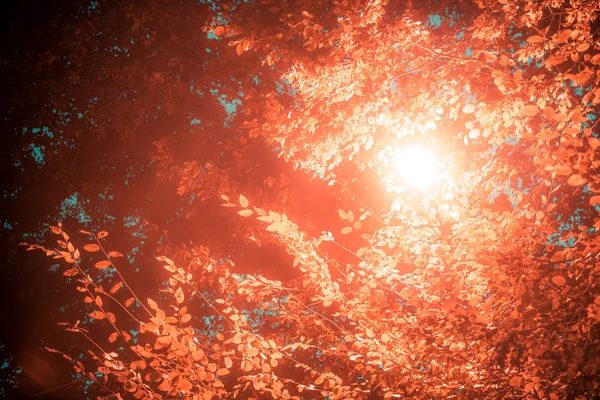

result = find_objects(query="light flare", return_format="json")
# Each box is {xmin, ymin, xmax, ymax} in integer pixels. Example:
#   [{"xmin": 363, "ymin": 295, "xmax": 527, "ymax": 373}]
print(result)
[{"xmin": 394, "ymin": 145, "xmax": 441, "ymax": 190}]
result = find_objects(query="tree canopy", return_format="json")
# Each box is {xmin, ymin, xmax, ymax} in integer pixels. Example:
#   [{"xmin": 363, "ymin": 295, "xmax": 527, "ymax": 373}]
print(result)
[{"xmin": 5, "ymin": 0, "xmax": 600, "ymax": 398}]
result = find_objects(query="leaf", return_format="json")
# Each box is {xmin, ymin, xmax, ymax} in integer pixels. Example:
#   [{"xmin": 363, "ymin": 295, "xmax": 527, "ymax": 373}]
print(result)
[
  {"xmin": 524, "ymin": 382, "xmax": 536, "ymax": 394},
  {"xmin": 509, "ymin": 376, "xmax": 522, "ymax": 387},
  {"xmin": 109, "ymin": 282, "xmax": 123, "ymax": 294},
  {"xmin": 591, "ymin": 54, "xmax": 600, "ymax": 65},
  {"xmin": 192, "ymin": 349, "xmax": 205, "ymax": 361},
  {"xmin": 108, "ymin": 332, "xmax": 119, "ymax": 343},
  {"xmin": 89, "ymin": 311, "xmax": 105, "ymax": 320},
  {"xmin": 83, "ymin": 244, "xmax": 100, "ymax": 252},
  {"xmin": 216, "ymin": 368, "xmax": 230, "ymax": 376},
  {"xmin": 224, "ymin": 356, "xmax": 233, "ymax": 368},
  {"xmin": 527, "ymin": 35, "xmax": 544, "ymax": 43},
  {"xmin": 239, "ymin": 194, "xmax": 249, "ymax": 208},
  {"xmin": 567, "ymin": 174, "xmax": 587, "ymax": 186},
  {"xmin": 95, "ymin": 260, "xmax": 111, "ymax": 269},
  {"xmin": 590, "ymin": 196, "xmax": 600, "ymax": 205},
  {"xmin": 237, "ymin": 209, "xmax": 253, "ymax": 217},
  {"xmin": 399, "ymin": 287, "xmax": 416, "ymax": 299},
  {"xmin": 108, "ymin": 251, "xmax": 123, "ymax": 257},
  {"xmin": 158, "ymin": 380, "xmax": 171, "ymax": 392},
  {"xmin": 521, "ymin": 104, "xmax": 539, "ymax": 116},
  {"xmin": 551, "ymin": 275, "xmax": 566, "ymax": 286},
  {"xmin": 341, "ymin": 226, "xmax": 353, "ymax": 235},
  {"xmin": 213, "ymin": 26, "xmax": 225, "ymax": 36},
  {"xmin": 97, "ymin": 231, "xmax": 108, "ymax": 239},
  {"xmin": 130, "ymin": 360, "xmax": 147, "ymax": 370},
  {"xmin": 147, "ymin": 298, "xmax": 159, "ymax": 311},
  {"xmin": 63, "ymin": 268, "xmax": 79, "ymax": 277},
  {"xmin": 462, "ymin": 104, "xmax": 475, "ymax": 114}
]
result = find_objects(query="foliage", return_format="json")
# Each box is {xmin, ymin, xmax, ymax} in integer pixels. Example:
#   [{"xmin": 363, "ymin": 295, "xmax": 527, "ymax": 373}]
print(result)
[{"xmin": 22, "ymin": 0, "xmax": 600, "ymax": 398}]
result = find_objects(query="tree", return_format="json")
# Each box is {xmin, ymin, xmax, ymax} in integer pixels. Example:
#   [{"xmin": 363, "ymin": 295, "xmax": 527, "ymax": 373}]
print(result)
[{"xmin": 22, "ymin": 0, "xmax": 600, "ymax": 398}]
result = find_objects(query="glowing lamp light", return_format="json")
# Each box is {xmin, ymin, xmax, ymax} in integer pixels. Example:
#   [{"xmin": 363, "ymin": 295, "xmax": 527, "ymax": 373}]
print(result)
[{"xmin": 394, "ymin": 145, "xmax": 441, "ymax": 190}]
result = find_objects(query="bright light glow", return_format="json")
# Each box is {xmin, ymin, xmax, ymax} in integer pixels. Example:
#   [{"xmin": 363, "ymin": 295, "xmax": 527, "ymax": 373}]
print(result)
[{"xmin": 394, "ymin": 145, "xmax": 441, "ymax": 190}]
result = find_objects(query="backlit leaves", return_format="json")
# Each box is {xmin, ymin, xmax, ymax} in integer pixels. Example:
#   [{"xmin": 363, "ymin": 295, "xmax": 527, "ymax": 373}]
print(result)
[
  {"xmin": 521, "ymin": 104, "xmax": 539, "ymax": 116},
  {"xmin": 462, "ymin": 104, "xmax": 475, "ymax": 114}
]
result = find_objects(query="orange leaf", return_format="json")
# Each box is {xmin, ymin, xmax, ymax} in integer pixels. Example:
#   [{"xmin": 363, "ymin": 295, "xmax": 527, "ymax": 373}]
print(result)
[
  {"xmin": 509, "ymin": 376, "xmax": 522, "ymax": 387},
  {"xmin": 63, "ymin": 268, "xmax": 79, "ymax": 277},
  {"xmin": 567, "ymin": 174, "xmax": 587, "ymax": 186},
  {"xmin": 521, "ymin": 104, "xmax": 539, "ymax": 116},
  {"xmin": 551, "ymin": 275, "xmax": 566, "ymax": 286},
  {"xmin": 147, "ymin": 298, "xmax": 159, "ymax": 311},
  {"xmin": 97, "ymin": 231, "xmax": 108, "ymax": 239},
  {"xmin": 192, "ymin": 349, "xmax": 205, "ymax": 361},
  {"xmin": 158, "ymin": 380, "xmax": 171, "ymax": 392},
  {"xmin": 216, "ymin": 368, "xmax": 230, "ymax": 376},
  {"xmin": 590, "ymin": 196, "xmax": 600, "ymax": 205},
  {"xmin": 108, "ymin": 332, "xmax": 119, "ymax": 343},
  {"xmin": 108, "ymin": 251, "xmax": 123, "ymax": 257},
  {"xmin": 109, "ymin": 282, "xmax": 123, "ymax": 294},
  {"xmin": 213, "ymin": 26, "xmax": 225, "ymax": 36},
  {"xmin": 95, "ymin": 260, "xmax": 111, "ymax": 269},
  {"xmin": 83, "ymin": 244, "xmax": 100, "ymax": 252},
  {"xmin": 130, "ymin": 359, "xmax": 147, "ymax": 371},
  {"xmin": 399, "ymin": 287, "xmax": 416, "ymax": 299},
  {"xmin": 89, "ymin": 311, "xmax": 105, "ymax": 320}
]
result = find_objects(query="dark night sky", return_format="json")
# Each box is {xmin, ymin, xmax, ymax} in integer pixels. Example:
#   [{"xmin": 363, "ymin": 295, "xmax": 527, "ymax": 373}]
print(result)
[{"xmin": 1, "ymin": 2, "xmax": 83, "ymax": 399}]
